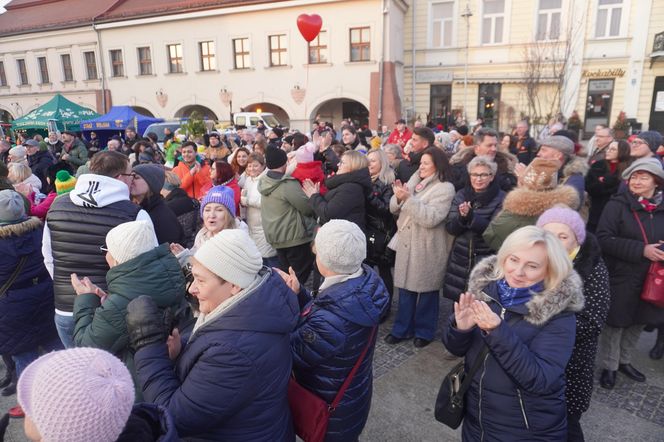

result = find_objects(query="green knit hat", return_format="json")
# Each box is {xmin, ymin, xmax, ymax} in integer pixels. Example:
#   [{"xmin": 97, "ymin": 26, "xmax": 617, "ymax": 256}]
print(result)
[{"xmin": 55, "ymin": 170, "xmax": 76, "ymax": 195}]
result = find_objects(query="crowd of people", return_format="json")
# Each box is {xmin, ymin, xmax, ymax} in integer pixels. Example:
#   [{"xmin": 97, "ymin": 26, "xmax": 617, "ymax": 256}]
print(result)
[{"xmin": 0, "ymin": 114, "xmax": 662, "ymax": 441}]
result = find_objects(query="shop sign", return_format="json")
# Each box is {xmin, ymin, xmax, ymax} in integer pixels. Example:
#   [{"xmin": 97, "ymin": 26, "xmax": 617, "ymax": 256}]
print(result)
[
  {"xmin": 588, "ymin": 79, "xmax": 614, "ymax": 92},
  {"xmin": 416, "ymin": 71, "xmax": 453, "ymax": 83},
  {"xmin": 582, "ymin": 68, "xmax": 625, "ymax": 78}
]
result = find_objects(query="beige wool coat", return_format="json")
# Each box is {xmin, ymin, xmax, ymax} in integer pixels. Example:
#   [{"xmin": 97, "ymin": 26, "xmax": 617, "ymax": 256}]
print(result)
[{"xmin": 389, "ymin": 173, "xmax": 455, "ymax": 293}]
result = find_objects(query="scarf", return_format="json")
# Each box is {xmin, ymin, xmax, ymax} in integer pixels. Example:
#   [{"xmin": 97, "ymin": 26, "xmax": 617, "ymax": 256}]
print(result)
[
  {"xmin": 637, "ymin": 191, "xmax": 662, "ymax": 213},
  {"xmin": 496, "ymin": 279, "xmax": 544, "ymax": 307}
]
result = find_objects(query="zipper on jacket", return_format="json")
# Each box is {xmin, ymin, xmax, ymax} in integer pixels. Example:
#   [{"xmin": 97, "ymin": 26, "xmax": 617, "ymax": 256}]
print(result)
[
  {"xmin": 516, "ymin": 388, "xmax": 530, "ymax": 430},
  {"xmin": 479, "ymin": 306, "xmax": 506, "ymax": 442}
]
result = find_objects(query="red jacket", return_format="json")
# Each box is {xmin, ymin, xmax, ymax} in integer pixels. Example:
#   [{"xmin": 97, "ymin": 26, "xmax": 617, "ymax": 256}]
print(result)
[
  {"xmin": 387, "ymin": 127, "xmax": 413, "ymax": 150},
  {"xmin": 291, "ymin": 161, "xmax": 328, "ymax": 195}
]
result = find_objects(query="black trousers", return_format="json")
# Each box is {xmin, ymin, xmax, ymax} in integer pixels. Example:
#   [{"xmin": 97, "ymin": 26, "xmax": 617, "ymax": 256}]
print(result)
[
  {"xmin": 276, "ymin": 242, "xmax": 314, "ymax": 285},
  {"xmin": 567, "ymin": 411, "xmax": 584, "ymax": 442}
]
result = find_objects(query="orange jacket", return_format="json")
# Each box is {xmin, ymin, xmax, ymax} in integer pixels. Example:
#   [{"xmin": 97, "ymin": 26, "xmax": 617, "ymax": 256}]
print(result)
[{"xmin": 173, "ymin": 161, "xmax": 212, "ymax": 200}]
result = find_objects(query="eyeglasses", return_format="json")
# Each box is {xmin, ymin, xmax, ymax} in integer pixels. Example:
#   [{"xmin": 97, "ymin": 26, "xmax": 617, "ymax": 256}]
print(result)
[
  {"xmin": 100, "ymin": 245, "xmax": 108, "ymax": 252},
  {"xmin": 469, "ymin": 173, "xmax": 493, "ymax": 179},
  {"xmin": 117, "ymin": 173, "xmax": 136, "ymax": 179},
  {"xmin": 630, "ymin": 140, "xmax": 646, "ymax": 146}
]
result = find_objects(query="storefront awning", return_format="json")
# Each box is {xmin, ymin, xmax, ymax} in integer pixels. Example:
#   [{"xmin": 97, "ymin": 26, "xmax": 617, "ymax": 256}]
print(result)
[{"xmin": 453, "ymin": 77, "xmax": 558, "ymax": 84}]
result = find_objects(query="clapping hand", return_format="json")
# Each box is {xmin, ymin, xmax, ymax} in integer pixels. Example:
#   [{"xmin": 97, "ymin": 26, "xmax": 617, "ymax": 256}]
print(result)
[
  {"xmin": 454, "ymin": 292, "xmax": 476, "ymax": 331},
  {"xmin": 393, "ymin": 180, "xmax": 411, "ymax": 202},
  {"xmin": 70, "ymin": 273, "xmax": 106, "ymax": 298},
  {"xmin": 302, "ymin": 179, "xmax": 320, "ymax": 198},
  {"xmin": 471, "ymin": 300, "xmax": 501, "ymax": 332},
  {"xmin": 274, "ymin": 266, "xmax": 300, "ymax": 294},
  {"xmin": 167, "ymin": 328, "xmax": 182, "ymax": 361},
  {"xmin": 459, "ymin": 201, "xmax": 472, "ymax": 218}
]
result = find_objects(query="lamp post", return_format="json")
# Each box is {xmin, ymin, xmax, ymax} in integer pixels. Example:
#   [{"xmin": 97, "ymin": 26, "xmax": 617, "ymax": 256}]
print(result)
[{"xmin": 461, "ymin": 3, "xmax": 473, "ymax": 123}]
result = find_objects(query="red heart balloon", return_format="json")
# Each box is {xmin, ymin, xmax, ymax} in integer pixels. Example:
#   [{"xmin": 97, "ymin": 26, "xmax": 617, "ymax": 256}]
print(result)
[{"xmin": 297, "ymin": 14, "xmax": 323, "ymax": 42}]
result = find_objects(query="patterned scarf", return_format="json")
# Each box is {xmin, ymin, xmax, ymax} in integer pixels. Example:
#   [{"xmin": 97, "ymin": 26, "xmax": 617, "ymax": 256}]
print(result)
[
  {"xmin": 496, "ymin": 279, "xmax": 545, "ymax": 308},
  {"xmin": 637, "ymin": 191, "xmax": 662, "ymax": 213}
]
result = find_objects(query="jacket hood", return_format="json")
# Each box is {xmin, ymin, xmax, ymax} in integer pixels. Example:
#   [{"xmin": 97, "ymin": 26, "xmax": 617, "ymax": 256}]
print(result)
[
  {"xmin": 502, "ymin": 185, "xmax": 579, "ymax": 217},
  {"xmin": 295, "ymin": 160, "xmax": 324, "ymax": 172},
  {"xmin": 468, "ymin": 255, "xmax": 584, "ymax": 326},
  {"xmin": 203, "ymin": 269, "xmax": 299, "ymax": 334},
  {"xmin": 0, "ymin": 216, "xmax": 41, "ymax": 239},
  {"xmin": 69, "ymin": 174, "xmax": 131, "ymax": 208},
  {"xmin": 315, "ymin": 265, "xmax": 388, "ymax": 327},
  {"xmin": 561, "ymin": 156, "xmax": 589, "ymax": 179},
  {"xmin": 0, "ymin": 217, "xmax": 42, "ymax": 258},
  {"xmin": 325, "ymin": 167, "xmax": 372, "ymax": 193},
  {"xmin": 117, "ymin": 403, "xmax": 178, "ymax": 442},
  {"xmin": 257, "ymin": 172, "xmax": 298, "ymax": 197}
]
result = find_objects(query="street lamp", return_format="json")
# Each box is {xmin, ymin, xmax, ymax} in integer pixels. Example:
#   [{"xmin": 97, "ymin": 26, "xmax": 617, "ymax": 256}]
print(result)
[{"xmin": 461, "ymin": 3, "xmax": 472, "ymax": 124}]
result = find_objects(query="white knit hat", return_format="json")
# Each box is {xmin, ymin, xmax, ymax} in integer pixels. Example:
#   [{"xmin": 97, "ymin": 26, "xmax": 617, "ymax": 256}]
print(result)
[
  {"xmin": 315, "ymin": 219, "xmax": 366, "ymax": 274},
  {"xmin": 105, "ymin": 220, "xmax": 158, "ymax": 264},
  {"xmin": 194, "ymin": 229, "xmax": 263, "ymax": 288}
]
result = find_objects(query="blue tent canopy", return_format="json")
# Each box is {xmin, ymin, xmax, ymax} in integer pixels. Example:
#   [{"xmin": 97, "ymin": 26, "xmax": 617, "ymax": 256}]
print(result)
[{"xmin": 80, "ymin": 106, "xmax": 163, "ymax": 135}]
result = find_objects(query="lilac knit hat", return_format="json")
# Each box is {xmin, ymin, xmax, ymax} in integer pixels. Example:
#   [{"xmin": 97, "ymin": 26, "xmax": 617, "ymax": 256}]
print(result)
[
  {"xmin": 536, "ymin": 205, "xmax": 587, "ymax": 245},
  {"xmin": 17, "ymin": 348, "xmax": 134, "ymax": 442},
  {"xmin": 200, "ymin": 185, "xmax": 236, "ymax": 218}
]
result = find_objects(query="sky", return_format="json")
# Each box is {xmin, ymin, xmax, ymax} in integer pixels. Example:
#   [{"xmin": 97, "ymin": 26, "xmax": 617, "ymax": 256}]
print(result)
[{"xmin": 0, "ymin": 0, "xmax": 9, "ymax": 13}]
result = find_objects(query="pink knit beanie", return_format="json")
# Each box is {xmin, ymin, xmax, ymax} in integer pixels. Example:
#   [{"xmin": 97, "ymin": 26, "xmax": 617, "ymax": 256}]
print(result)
[
  {"xmin": 17, "ymin": 348, "xmax": 135, "ymax": 442},
  {"xmin": 536, "ymin": 205, "xmax": 586, "ymax": 245},
  {"xmin": 295, "ymin": 142, "xmax": 316, "ymax": 163}
]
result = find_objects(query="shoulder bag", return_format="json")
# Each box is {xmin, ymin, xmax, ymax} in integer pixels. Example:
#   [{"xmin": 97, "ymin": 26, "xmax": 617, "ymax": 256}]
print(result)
[
  {"xmin": 0, "ymin": 256, "xmax": 28, "ymax": 300},
  {"xmin": 435, "ymin": 316, "xmax": 520, "ymax": 429},
  {"xmin": 288, "ymin": 326, "xmax": 377, "ymax": 442},
  {"xmin": 632, "ymin": 211, "xmax": 664, "ymax": 308}
]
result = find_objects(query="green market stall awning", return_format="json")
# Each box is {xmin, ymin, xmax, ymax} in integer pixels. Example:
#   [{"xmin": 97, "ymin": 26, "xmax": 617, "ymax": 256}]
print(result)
[{"xmin": 11, "ymin": 94, "xmax": 99, "ymax": 131}]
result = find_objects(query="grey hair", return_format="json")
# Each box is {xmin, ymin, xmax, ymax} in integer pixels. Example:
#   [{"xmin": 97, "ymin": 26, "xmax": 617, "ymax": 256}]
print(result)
[
  {"xmin": 467, "ymin": 155, "xmax": 498, "ymax": 175},
  {"xmin": 368, "ymin": 149, "xmax": 395, "ymax": 185},
  {"xmin": 383, "ymin": 144, "xmax": 403, "ymax": 160}
]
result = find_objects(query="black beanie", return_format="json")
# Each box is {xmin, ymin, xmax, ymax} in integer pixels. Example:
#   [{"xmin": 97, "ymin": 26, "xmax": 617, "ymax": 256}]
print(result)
[
  {"xmin": 133, "ymin": 164, "xmax": 165, "ymax": 194},
  {"xmin": 265, "ymin": 147, "xmax": 288, "ymax": 169}
]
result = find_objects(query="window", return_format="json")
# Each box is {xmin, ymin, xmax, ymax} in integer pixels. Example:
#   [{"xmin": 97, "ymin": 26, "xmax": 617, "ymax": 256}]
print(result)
[
  {"xmin": 137, "ymin": 47, "xmax": 152, "ymax": 75},
  {"xmin": 16, "ymin": 59, "xmax": 28, "ymax": 85},
  {"xmin": 167, "ymin": 44, "xmax": 183, "ymax": 73},
  {"xmin": 83, "ymin": 51, "xmax": 98, "ymax": 80},
  {"xmin": 61, "ymin": 54, "xmax": 73, "ymax": 81},
  {"xmin": 481, "ymin": 0, "xmax": 505, "ymax": 44},
  {"xmin": 233, "ymin": 38, "xmax": 250, "ymax": 69},
  {"xmin": 38, "ymin": 56, "xmax": 49, "ymax": 83},
  {"xmin": 0, "ymin": 62, "xmax": 6, "ymax": 86},
  {"xmin": 536, "ymin": 0, "xmax": 562, "ymax": 40},
  {"xmin": 595, "ymin": 0, "xmax": 623, "ymax": 38},
  {"xmin": 199, "ymin": 41, "xmax": 216, "ymax": 71},
  {"xmin": 350, "ymin": 27, "xmax": 370, "ymax": 62},
  {"xmin": 478, "ymin": 83, "xmax": 501, "ymax": 128},
  {"xmin": 308, "ymin": 31, "xmax": 328, "ymax": 64},
  {"xmin": 431, "ymin": 1, "xmax": 454, "ymax": 47},
  {"xmin": 109, "ymin": 50, "xmax": 124, "ymax": 77},
  {"xmin": 430, "ymin": 84, "xmax": 452, "ymax": 119},
  {"xmin": 269, "ymin": 34, "xmax": 287, "ymax": 67}
]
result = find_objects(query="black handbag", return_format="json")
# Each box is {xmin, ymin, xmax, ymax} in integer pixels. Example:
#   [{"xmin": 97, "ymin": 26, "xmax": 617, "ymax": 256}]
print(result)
[{"xmin": 435, "ymin": 316, "xmax": 520, "ymax": 428}]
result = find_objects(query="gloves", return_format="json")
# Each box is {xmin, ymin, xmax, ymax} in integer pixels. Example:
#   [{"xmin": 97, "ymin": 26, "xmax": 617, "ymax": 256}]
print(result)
[{"xmin": 126, "ymin": 296, "xmax": 172, "ymax": 351}]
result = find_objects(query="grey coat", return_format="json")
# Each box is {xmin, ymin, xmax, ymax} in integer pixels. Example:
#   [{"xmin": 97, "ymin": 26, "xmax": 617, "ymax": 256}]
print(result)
[{"xmin": 389, "ymin": 173, "xmax": 455, "ymax": 293}]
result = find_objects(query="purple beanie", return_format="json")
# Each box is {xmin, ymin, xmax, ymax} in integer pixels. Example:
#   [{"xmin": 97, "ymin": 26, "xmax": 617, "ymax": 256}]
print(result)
[
  {"xmin": 201, "ymin": 185, "xmax": 236, "ymax": 218},
  {"xmin": 17, "ymin": 348, "xmax": 134, "ymax": 442},
  {"xmin": 536, "ymin": 206, "xmax": 587, "ymax": 244}
]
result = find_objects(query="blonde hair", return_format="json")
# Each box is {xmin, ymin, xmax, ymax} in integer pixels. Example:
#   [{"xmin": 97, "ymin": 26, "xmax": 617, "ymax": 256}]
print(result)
[
  {"xmin": 493, "ymin": 226, "xmax": 572, "ymax": 291},
  {"xmin": 367, "ymin": 149, "xmax": 395, "ymax": 185},
  {"xmin": 164, "ymin": 171, "xmax": 181, "ymax": 187},
  {"xmin": 8, "ymin": 162, "xmax": 32, "ymax": 184},
  {"xmin": 202, "ymin": 203, "xmax": 236, "ymax": 232},
  {"xmin": 341, "ymin": 150, "xmax": 368, "ymax": 172}
]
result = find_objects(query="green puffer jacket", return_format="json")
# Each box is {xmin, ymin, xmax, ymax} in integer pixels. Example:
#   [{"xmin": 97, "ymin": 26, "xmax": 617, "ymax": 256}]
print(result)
[
  {"xmin": 64, "ymin": 138, "xmax": 89, "ymax": 167},
  {"xmin": 73, "ymin": 243, "xmax": 186, "ymax": 392},
  {"xmin": 258, "ymin": 171, "xmax": 317, "ymax": 249}
]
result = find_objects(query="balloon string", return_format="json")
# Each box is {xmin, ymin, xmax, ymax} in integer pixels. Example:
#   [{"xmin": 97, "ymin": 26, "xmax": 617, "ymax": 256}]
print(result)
[{"xmin": 305, "ymin": 63, "xmax": 309, "ymax": 128}]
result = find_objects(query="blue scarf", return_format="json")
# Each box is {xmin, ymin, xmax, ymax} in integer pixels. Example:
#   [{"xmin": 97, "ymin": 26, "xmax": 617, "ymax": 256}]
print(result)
[{"xmin": 496, "ymin": 279, "xmax": 544, "ymax": 307}]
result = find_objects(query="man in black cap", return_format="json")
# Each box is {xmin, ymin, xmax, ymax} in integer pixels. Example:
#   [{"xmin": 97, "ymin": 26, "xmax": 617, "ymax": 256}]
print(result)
[
  {"xmin": 630, "ymin": 130, "xmax": 663, "ymax": 164},
  {"xmin": 60, "ymin": 131, "xmax": 88, "ymax": 171},
  {"xmin": 258, "ymin": 147, "xmax": 316, "ymax": 284},
  {"xmin": 387, "ymin": 118, "xmax": 413, "ymax": 151},
  {"xmin": 124, "ymin": 125, "xmax": 139, "ymax": 148},
  {"xmin": 25, "ymin": 139, "xmax": 55, "ymax": 190},
  {"xmin": 267, "ymin": 127, "xmax": 284, "ymax": 150}
]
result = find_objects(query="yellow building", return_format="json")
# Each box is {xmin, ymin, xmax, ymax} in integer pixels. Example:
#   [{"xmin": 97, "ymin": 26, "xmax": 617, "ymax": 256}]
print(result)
[{"xmin": 404, "ymin": 0, "xmax": 664, "ymax": 136}]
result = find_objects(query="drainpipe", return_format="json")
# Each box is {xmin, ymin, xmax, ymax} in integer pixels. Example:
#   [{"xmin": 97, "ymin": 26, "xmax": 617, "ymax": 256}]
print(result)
[
  {"xmin": 93, "ymin": 23, "xmax": 107, "ymax": 112},
  {"xmin": 378, "ymin": 0, "xmax": 388, "ymax": 129},
  {"xmin": 411, "ymin": 0, "xmax": 416, "ymax": 122}
]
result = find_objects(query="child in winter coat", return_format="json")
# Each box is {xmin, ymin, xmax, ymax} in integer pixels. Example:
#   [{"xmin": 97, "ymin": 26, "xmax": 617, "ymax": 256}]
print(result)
[{"xmin": 291, "ymin": 142, "xmax": 328, "ymax": 195}]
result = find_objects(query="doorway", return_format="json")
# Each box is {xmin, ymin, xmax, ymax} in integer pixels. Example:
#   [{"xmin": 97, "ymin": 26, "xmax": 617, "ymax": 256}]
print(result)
[
  {"xmin": 648, "ymin": 76, "xmax": 664, "ymax": 133},
  {"xmin": 584, "ymin": 79, "xmax": 614, "ymax": 138}
]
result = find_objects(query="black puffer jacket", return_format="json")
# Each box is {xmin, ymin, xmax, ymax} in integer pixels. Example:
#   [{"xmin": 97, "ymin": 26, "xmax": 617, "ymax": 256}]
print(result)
[
  {"xmin": 164, "ymin": 187, "xmax": 200, "ymax": 249},
  {"xmin": 443, "ymin": 181, "xmax": 505, "ymax": 301},
  {"xmin": 141, "ymin": 193, "xmax": 185, "ymax": 246},
  {"xmin": 315, "ymin": 147, "xmax": 339, "ymax": 177},
  {"xmin": 365, "ymin": 177, "xmax": 397, "ymax": 264},
  {"xmin": 395, "ymin": 150, "xmax": 423, "ymax": 183},
  {"xmin": 28, "ymin": 150, "xmax": 55, "ymax": 191},
  {"xmin": 585, "ymin": 160, "xmax": 623, "ymax": 231},
  {"xmin": 565, "ymin": 232, "xmax": 610, "ymax": 415},
  {"xmin": 309, "ymin": 168, "xmax": 372, "ymax": 231}
]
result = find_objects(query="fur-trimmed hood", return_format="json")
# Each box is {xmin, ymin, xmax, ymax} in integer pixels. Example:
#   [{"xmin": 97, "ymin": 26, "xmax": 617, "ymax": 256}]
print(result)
[
  {"xmin": 468, "ymin": 255, "xmax": 584, "ymax": 326},
  {"xmin": 502, "ymin": 185, "xmax": 579, "ymax": 217},
  {"xmin": 449, "ymin": 148, "xmax": 517, "ymax": 174},
  {"xmin": 561, "ymin": 156, "xmax": 589, "ymax": 180},
  {"xmin": 0, "ymin": 217, "xmax": 42, "ymax": 239}
]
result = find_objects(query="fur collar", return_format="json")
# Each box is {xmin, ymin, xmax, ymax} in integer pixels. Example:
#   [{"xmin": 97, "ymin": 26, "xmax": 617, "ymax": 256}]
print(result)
[
  {"xmin": 468, "ymin": 255, "xmax": 584, "ymax": 326},
  {"xmin": 449, "ymin": 148, "xmax": 516, "ymax": 174},
  {"xmin": 0, "ymin": 217, "xmax": 42, "ymax": 238},
  {"xmin": 561, "ymin": 156, "xmax": 589, "ymax": 179},
  {"xmin": 502, "ymin": 185, "xmax": 579, "ymax": 217}
]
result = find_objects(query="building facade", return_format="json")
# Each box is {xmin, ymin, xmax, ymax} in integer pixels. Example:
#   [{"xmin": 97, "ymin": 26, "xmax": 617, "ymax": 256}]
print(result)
[
  {"xmin": 404, "ymin": 0, "xmax": 664, "ymax": 136},
  {"xmin": 0, "ymin": 0, "xmax": 407, "ymax": 132}
]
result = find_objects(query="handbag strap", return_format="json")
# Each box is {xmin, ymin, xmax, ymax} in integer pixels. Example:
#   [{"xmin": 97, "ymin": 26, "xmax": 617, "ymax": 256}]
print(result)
[
  {"xmin": 455, "ymin": 315, "xmax": 521, "ymax": 399},
  {"xmin": 329, "ymin": 325, "xmax": 377, "ymax": 411},
  {"xmin": 0, "ymin": 256, "xmax": 28, "ymax": 299},
  {"xmin": 632, "ymin": 210, "xmax": 649, "ymax": 244}
]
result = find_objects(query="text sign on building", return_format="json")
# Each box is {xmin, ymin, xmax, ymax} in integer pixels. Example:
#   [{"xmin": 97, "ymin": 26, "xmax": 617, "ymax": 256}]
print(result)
[
  {"xmin": 588, "ymin": 80, "xmax": 614, "ymax": 92},
  {"xmin": 582, "ymin": 69, "xmax": 625, "ymax": 78},
  {"xmin": 416, "ymin": 71, "xmax": 453, "ymax": 83}
]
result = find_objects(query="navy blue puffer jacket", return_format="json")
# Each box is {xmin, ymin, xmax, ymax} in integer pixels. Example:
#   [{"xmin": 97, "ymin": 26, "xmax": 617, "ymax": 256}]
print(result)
[
  {"xmin": 133, "ymin": 269, "xmax": 299, "ymax": 441},
  {"xmin": 0, "ymin": 217, "xmax": 58, "ymax": 355},
  {"xmin": 291, "ymin": 265, "xmax": 388, "ymax": 442},
  {"xmin": 442, "ymin": 256, "xmax": 583, "ymax": 442}
]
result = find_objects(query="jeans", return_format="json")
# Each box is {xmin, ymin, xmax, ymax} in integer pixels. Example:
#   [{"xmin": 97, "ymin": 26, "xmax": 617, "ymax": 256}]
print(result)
[
  {"xmin": 391, "ymin": 288, "xmax": 440, "ymax": 341},
  {"xmin": 598, "ymin": 324, "xmax": 643, "ymax": 371},
  {"xmin": 12, "ymin": 336, "xmax": 64, "ymax": 378},
  {"xmin": 54, "ymin": 313, "xmax": 76, "ymax": 349}
]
